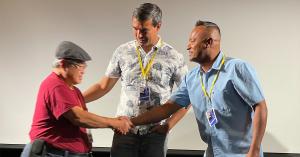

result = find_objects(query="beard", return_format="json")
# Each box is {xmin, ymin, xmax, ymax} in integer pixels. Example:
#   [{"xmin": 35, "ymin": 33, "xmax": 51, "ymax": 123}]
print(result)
[{"xmin": 190, "ymin": 51, "xmax": 210, "ymax": 64}]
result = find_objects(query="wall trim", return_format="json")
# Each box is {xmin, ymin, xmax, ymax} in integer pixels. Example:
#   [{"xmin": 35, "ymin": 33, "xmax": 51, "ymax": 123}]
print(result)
[{"xmin": 1, "ymin": 144, "xmax": 299, "ymax": 157}]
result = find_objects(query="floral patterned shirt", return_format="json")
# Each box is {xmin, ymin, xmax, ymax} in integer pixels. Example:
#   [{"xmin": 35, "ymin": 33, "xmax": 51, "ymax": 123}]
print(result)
[{"xmin": 105, "ymin": 38, "xmax": 188, "ymax": 134}]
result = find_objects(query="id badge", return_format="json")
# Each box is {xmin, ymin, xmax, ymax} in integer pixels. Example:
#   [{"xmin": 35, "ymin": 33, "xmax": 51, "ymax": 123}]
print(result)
[
  {"xmin": 206, "ymin": 108, "xmax": 218, "ymax": 127},
  {"xmin": 139, "ymin": 86, "xmax": 150, "ymax": 102}
]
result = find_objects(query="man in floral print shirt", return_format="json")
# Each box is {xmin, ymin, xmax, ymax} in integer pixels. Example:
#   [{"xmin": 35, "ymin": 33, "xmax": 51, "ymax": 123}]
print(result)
[{"xmin": 83, "ymin": 3, "xmax": 189, "ymax": 157}]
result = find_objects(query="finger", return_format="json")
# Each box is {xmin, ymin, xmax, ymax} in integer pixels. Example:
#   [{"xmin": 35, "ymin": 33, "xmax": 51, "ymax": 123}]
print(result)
[
  {"xmin": 127, "ymin": 121, "xmax": 134, "ymax": 128},
  {"xmin": 121, "ymin": 116, "xmax": 130, "ymax": 120},
  {"xmin": 118, "ymin": 116, "xmax": 124, "ymax": 120},
  {"xmin": 114, "ymin": 129, "xmax": 121, "ymax": 135},
  {"xmin": 122, "ymin": 128, "xmax": 128, "ymax": 135},
  {"xmin": 127, "ymin": 119, "xmax": 134, "ymax": 126}
]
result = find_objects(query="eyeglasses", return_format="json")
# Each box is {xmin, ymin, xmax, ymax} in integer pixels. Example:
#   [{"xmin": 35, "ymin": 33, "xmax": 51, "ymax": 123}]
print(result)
[
  {"xmin": 71, "ymin": 62, "xmax": 87, "ymax": 70},
  {"xmin": 63, "ymin": 59, "xmax": 87, "ymax": 70}
]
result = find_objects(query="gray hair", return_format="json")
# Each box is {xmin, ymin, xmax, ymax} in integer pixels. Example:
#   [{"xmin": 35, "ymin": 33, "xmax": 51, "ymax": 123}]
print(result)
[
  {"xmin": 133, "ymin": 3, "xmax": 162, "ymax": 27},
  {"xmin": 52, "ymin": 58, "xmax": 85, "ymax": 68},
  {"xmin": 195, "ymin": 20, "xmax": 221, "ymax": 36},
  {"xmin": 52, "ymin": 59, "xmax": 62, "ymax": 68}
]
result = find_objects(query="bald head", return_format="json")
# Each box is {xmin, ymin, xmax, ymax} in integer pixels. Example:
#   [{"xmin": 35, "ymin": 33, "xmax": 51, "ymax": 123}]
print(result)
[
  {"xmin": 194, "ymin": 20, "xmax": 221, "ymax": 52},
  {"xmin": 187, "ymin": 20, "xmax": 222, "ymax": 67},
  {"xmin": 195, "ymin": 20, "xmax": 221, "ymax": 41}
]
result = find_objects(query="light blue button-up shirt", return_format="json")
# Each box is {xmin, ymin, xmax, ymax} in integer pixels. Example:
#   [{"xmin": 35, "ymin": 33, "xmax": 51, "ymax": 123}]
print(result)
[{"xmin": 170, "ymin": 52, "xmax": 265, "ymax": 157}]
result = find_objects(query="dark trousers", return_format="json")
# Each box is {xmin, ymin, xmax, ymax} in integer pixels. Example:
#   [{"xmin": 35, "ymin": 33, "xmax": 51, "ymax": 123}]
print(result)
[
  {"xmin": 20, "ymin": 143, "xmax": 93, "ymax": 157},
  {"xmin": 110, "ymin": 132, "xmax": 168, "ymax": 157}
]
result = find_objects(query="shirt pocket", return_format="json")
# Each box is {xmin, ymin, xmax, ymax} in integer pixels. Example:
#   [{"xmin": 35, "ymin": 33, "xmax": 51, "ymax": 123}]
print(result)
[{"xmin": 212, "ymin": 88, "xmax": 232, "ymax": 116}]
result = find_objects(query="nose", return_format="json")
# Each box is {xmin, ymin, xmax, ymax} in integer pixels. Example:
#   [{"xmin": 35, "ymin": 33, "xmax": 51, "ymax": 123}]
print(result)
[
  {"xmin": 187, "ymin": 42, "xmax": 191, "ymax": 51},
  {"xmin": 139, "ymin": 33, "xmax": 144, "ymax": 39},
  {"xmin": 136, "ymin": 30, "xmax": 143, "ymax": 38}
]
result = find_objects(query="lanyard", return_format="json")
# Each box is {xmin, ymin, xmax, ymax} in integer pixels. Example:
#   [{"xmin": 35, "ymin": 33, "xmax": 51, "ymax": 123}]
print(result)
[
  {"xmin": 136, "ymin": 41, "xmax": 162, "ymax": 80},
  {"xmin": 200, "ymin": 54, "xmax": 225, "ymax": 100}
]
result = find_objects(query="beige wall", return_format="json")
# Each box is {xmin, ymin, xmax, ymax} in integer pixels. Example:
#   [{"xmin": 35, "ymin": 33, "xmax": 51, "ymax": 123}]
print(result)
[{"xmin": 0, "ymin": 0, "xmax": 299, "ymax": 153}]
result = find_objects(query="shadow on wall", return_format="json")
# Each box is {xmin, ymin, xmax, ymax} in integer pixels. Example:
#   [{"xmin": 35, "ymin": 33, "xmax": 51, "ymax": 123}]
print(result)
[{"xmin": 263, "ymin": 131, "xmax": 288, "ymax": 153}]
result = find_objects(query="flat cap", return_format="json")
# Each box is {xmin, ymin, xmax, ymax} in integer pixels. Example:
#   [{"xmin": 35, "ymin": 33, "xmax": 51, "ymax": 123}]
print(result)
[{"xmin": 55, "ymin": 41, "xmax": 92, "ymax": 61}]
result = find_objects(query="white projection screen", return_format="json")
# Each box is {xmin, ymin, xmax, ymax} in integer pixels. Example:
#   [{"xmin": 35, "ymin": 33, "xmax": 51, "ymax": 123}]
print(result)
[{"xmin": 0, "ymin": 0, "xmax": 299, "ymax": 154}]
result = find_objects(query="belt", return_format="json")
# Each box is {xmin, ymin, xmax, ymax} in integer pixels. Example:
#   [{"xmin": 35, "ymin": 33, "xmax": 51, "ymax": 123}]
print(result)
[{"xmin": 46, "ymin": 145, "xmax": 93, "ymax": 157}]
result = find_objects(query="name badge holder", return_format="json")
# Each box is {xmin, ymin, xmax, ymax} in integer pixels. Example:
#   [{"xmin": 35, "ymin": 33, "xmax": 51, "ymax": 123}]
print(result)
[
  {"xmin": 206, "ymin": 108, "xmax": 218, "ymax": 127},
  {"xmin": 139, "ymin": 79, "xmax": 150, "ymax": 104},
  {"xmin": 136, "ymin": 41, "xmax": 162, "ymax": 106},
  {"xmin": 200, "ymin": 54, "xmax": 225, "ymax": 127}
]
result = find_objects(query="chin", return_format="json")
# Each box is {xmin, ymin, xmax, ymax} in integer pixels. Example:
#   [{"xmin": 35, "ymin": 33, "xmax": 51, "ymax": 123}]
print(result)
[
  {"xmin": 189, "ymin": 57, "xmax": 196, "ymax": 62},
  {"xmin": 139, "ymin": 43, "xmax": 147, "ymax": 47},
  {"xmin": 73, "ymin": 80, "xmax": 82, "ymax": 85},
  {"xmin": 139, "ymin": 41, "xmax": 149, "ymax": 46}
]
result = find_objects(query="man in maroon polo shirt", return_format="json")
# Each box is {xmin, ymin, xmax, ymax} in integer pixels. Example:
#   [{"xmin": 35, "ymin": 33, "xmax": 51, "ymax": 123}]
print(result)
[{"xmin": 21, "ymin": 41, "xmax": 132, "ymax": 157}]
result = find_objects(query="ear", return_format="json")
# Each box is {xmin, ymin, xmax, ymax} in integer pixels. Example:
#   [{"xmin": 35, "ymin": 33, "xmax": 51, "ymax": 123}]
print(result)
[
  {"xmin": 60, "ymin": 60, "xmax": 68, "ymax": 69},
  {"xmin": 156, "ymin": 22, "xmax": 161, "ymax": 31},
  {"xmin": 205, "ymin": 38, "xmax": 213, "ymax": 48}
]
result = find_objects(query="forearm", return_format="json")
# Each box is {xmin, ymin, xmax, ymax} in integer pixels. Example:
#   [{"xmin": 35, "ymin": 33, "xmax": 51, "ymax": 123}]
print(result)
[
  {"xmin": 249, "ymin": 100, "xmax": 268, "ymax": 153},
  {"xmin": 131, "ymin": 101, "xmax": 182, "ymax": 126},
  {"xmin": 74, "ymin": 111, "xmax": 115, "ymax": 128},
  {"xmin": 83, "ymin": 76, "xmax": 118, "ymax": 103},
  {"xmin": 83, "ymin": 83, "xmax": 108, "ymax": 103},
  {"xmin": 64, "ymin": 107, "xmax": 117, "ymax": 129},
  {"xmin": 166, "ymin": 104, "xmax": 191, "ymax": 129}
]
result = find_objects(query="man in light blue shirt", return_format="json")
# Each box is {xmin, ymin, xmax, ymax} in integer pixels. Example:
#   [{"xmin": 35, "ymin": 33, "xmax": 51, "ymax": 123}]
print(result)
[{"xmin": 131, "ymin": 20, "xmax": 268, "ymax": 157}]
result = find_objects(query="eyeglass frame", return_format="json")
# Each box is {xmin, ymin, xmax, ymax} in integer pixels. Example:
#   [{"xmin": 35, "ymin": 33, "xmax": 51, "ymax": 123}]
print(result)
[{"xmin": 63, "ymin": 59, "xmax": 87, "ymax": 70}]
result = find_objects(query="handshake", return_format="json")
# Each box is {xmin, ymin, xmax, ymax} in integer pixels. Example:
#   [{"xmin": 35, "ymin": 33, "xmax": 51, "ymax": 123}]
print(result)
[
  {"xmin": 109, "ymin": 115, "xmax": 171, "ymax": 135},
  {"xmin": 111, "ymin": 116, "xmax": 134, "ymax": 134}
]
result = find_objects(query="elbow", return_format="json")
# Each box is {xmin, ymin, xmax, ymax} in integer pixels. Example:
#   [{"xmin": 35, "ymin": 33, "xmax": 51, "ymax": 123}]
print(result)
[
  {"xmin": 264, "ymin": 105, "xmax": 268, "ymax": 116},
  {"xmin": 261, "ymin": 101, "xmax": 268, "ymax": 117},
  {"xmin": 69, "ymin": 115, "xmax": 87, "ymax": 127},
  {"xmin": 95, "ymin": 83, "xmax": 111, "ymax": 96},
  {"xmin": 264, "ymin": 105, "xmax": 268, "ymax": 122},
  {"xmin": 254, "ymin": 101, "xmax": 268, "ymax": 121},
  {"xmin": 65, "ymin": 110, "xmax": 89, "ymax": 127},
  {"xmin": 101, "ymin": 84, "xmax": 112, "ymax": 94}
]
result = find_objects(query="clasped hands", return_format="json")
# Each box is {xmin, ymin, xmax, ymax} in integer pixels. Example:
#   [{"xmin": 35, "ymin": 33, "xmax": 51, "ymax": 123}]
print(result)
[
  {"xmin": 112, "ymin": 116, "xmax": 133, "ymax": 134},
  {"xmin": 112, "ymin": 116, "xmax": 170, "ymax": 135}
]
